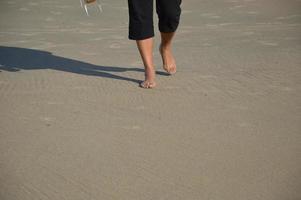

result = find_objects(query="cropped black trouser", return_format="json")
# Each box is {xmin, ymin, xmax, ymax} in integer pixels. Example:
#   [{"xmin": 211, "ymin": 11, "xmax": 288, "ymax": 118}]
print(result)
[{"xmin": 127, "ymin": 0, "xmax": 182, "ymax": 40}]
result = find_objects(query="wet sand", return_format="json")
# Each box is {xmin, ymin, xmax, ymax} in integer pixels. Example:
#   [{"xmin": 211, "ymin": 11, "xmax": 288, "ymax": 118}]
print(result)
[{"xmin": 0, "ymin": 0, "xmax": 301, "ymax": 199}]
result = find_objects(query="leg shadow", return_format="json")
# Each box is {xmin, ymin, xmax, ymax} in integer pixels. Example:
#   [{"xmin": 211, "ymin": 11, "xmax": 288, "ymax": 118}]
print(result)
[{"xmin": 0, "ymin": 46, "xmax": 146, "ymax": 84}]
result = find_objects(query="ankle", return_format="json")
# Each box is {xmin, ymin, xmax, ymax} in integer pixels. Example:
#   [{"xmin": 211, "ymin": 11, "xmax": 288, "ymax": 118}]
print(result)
[{"xmin": 145, "ymin": 67, "xmax": 155, "ymax": 76}]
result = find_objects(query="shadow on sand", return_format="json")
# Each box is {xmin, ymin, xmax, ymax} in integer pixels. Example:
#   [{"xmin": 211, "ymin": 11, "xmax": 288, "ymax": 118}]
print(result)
[{"xmin": 0, "ymin": 46, "xmax": 168, "ymax": 84}]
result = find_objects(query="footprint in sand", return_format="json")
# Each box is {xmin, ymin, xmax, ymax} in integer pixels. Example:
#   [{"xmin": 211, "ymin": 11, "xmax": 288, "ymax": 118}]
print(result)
[
  {"xmin": 135, "ymin": 105, "xmax": 145, "ymax": 110},
  {"xmin": 47, "ymin": 101, "xmax": 63, "ymax": 105},
  {"xmin": 13, "ymin": 40, "xmax": 29, "ymax": 44},
  {"xmin": 111, "ymin": 35, "xmax": 125, "ymax": 40},
  {"xmin": 276, "ymin": 15, "xmax": 301, "ymax": 20},
  {"xmin": 284, "ymin": 37, "xmax": 297, "ymax": 41},
  {"xmin": 89, "ymin": 37, "xmax": 104, "ymax": 41},
  {"xmin": 109, "ymin": 43, "xmax": 121, "ymax": 49},
  {"xmin": 199, "ymin": 75, "xmax": 218, "ymax": 79},
  {"xmin": 50, "ymin": 11, "xmax": 62, "ymax": 15},
  {"xmin": 205, "ymin": 24, "xmax": 219, "ymax": 28},
  {"xmin": 7, "ymin": 1, "xmax": 16, "ymax": 5},
  {"xmin": 229, "ymin": 5, "xmax": 246, "ymax": 10},
  {"xmin": 19, "ymin": 7, "xmax": 30, "ymax": 11},
  {"xmin": 39, "ymin": 116, "xmax": 55, "ymax": 122},
  {"xmin": 201, "ymin": 13, "xmax": 215, "ymax": 17},
  {"xmin": 28, "ymin": 2, "xmax": 38, "ymax": 6},
  {"xmin": 237, "ymin": 122, "xmax": 251, "ymax": 127},
  {"xmin": 247, "ymin": 11, "xmax": 258, "ymax": 15},
  {"xmin": 209, "ymin": 15, "xmax": 221, "ymax": 19},
  {"xmin": 79, "ymin": 22, "xmax": 95, "ymax": 26},
  {"xmin": 122, "ymin": 125, "xmax": 141, "ymax": 130},
  {"xmin": 45, "ymin": 17, "xmax": 54, "ymax": 22},
  {"xmin": 219, "ymin": 22, "xmax": 240, "ymax": 26},
  {"xmin": 279, "ymin": 86, "xmax": 294, "ymax": 92},
  {"xmin": 21, "ymin": 33, "xmax": 39, "ymax": 36},
  {"xmin": 79, "ymin": 30, "xmax": 94, "ymax": 34},
  {"xmin": 258, "ymin": 41, "xmax": 278, "ymax": 46},
  {"xmin": 202, "ymin": 43, "xmax": 212, "ymax": 47},
  {"xmin": 242, "ymin": 31, "xmax": 254, "ymax": 35},
  {"xmin": 56, "ymin": 5, "xmax": 73, "ymax": 9}
]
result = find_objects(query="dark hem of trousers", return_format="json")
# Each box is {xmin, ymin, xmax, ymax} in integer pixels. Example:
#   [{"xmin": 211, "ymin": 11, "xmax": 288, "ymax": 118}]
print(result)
[{"xmin": 128, "ymin": 22, "xmax": 155, "ymax": 40}]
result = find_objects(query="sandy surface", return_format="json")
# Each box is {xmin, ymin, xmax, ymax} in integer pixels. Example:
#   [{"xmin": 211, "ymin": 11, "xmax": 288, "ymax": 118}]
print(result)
[{"xmin": 0, "ymin": 0, "xmax": 301, "ymax": 199}]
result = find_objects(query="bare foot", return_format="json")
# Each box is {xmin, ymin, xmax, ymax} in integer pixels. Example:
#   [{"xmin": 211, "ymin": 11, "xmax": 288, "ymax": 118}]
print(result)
[
  {"xmin": 140, "ymin": 67, "xmax": 156, "ymax": 89},
  {"xmin": 140, "ymin": 80, "xmax": 156, "ymax": 89},
  {"xmin": 159, "ymin": 44, "xmax": 177, "ymax": 75}
]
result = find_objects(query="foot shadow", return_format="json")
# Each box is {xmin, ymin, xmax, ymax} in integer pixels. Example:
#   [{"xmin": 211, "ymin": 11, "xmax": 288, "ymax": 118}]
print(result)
[{"xmin": 0, "ymin": 46, "xmax": 167, "ymax": 84}]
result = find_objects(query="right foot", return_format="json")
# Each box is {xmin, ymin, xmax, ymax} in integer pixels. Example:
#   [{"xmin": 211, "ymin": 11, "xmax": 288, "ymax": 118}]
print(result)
[
  {"xmin": 140, "ymin": 67, "xmax": 156, "ymax": 89},
  {"xmin": 140, "ymin": 80, "xmax": 156, "ymax": 89}
]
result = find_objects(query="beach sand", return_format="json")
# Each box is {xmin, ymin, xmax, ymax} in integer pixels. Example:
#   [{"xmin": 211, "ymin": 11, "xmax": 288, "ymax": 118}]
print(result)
[{"xmin": 0, "ymin": 0, "xmax": 301, "ymax": 199}]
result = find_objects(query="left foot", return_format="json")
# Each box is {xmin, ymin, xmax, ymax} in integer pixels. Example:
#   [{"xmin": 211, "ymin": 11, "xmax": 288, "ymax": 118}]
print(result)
[{"xmin": 159, "ymin": 43, "xmax": 177, "ymax": 75}]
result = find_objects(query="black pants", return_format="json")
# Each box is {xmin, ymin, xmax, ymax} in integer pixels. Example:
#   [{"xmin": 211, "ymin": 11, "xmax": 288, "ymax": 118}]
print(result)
[{"xmin": 127, "ymin": 0, "xmax": 182, "ymax": 40}]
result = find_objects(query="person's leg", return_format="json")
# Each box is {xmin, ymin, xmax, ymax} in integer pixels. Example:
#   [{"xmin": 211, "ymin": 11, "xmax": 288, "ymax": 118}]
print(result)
[
  {"xmin": 136, "ymin": 38, "xmax": 156, "ymax": 88},
  {"xmin": 156, "ymin": 0, "xmax": 182, "ymax": 74},
  {"xmin": 159, "ymin": 32, "xmax": 177, "ymax": 74},
  {"xmin": 128, "ymin": 0, "xmax": 156, "ymax": 88}
]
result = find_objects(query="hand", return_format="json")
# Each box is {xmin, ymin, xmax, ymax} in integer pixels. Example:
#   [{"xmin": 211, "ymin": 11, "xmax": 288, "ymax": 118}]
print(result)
[{"xmin": 85, "ymin": 0, "xmax": 96, "ymax": 3}]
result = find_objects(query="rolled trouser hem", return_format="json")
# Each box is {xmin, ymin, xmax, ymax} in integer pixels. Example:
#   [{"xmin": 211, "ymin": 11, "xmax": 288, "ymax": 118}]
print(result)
[
  {"xmin": 128, "ymin": 33, "xmax": 154, "ymax": 40},
  {"xmin": 128, "ymin": 23, "xmax": 155, "ymax": 40},
  {"xmin": 158, "ymin": 25, "xmax": 179, "ymax": 33},
  {"xmin": 158, "ymin": 17, "xmax": 181, "ymax": 33}
]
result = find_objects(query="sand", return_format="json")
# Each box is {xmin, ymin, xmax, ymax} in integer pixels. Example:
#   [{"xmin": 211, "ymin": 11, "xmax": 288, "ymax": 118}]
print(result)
[{"xmin": 0, "ymin": 0, "xmax": 301, "ymax": 199}]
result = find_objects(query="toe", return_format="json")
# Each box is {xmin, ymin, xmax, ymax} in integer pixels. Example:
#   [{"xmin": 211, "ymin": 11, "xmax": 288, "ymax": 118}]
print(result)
[
  {"xmin": 163, "ymin": 65, "xmax": 176, "ymax": 75},
  {"xmin": 170, "ymin": 65, "xmax": 177, "ymax": 74},
  {"xmin": 140, "ymin": 81, "xmax": 156, "ymax": 89}
]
